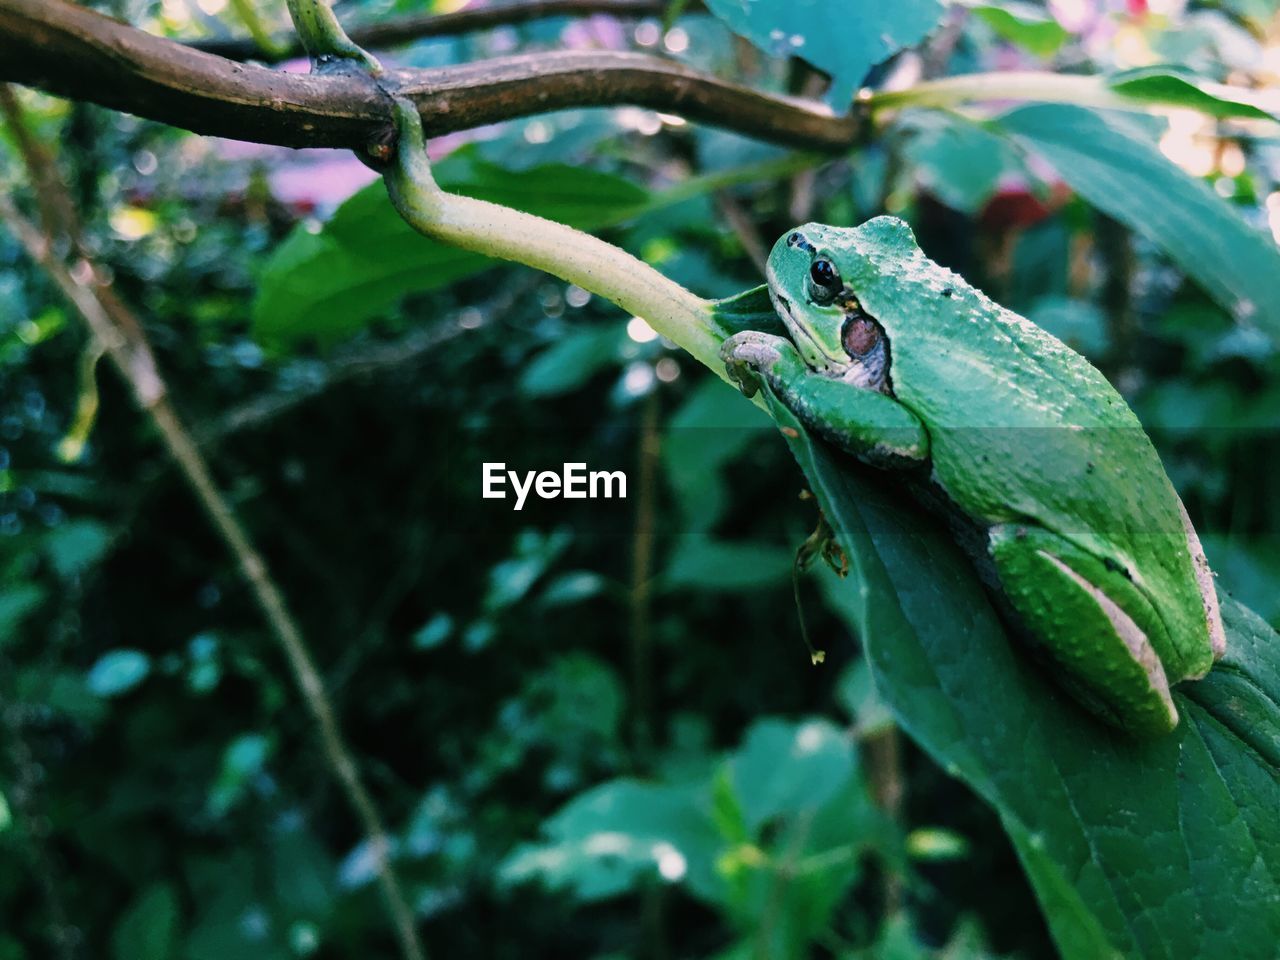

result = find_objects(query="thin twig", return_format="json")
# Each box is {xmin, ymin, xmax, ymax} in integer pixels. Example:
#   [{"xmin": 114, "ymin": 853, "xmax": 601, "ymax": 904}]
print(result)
[
  {"xmin": 714, "ymin": 191, "xmax": 769, "ymax": 274},
  {"xmin": 629, "ymin": 387, "xmax": 659, "ymax": 768},
  {"xmin": 195, "ymin": 0, "xmax": 692, "ymax": 64},
  {"xmin": 0, "ymin": 84, "xmax": 81, "ymax": 240},
  {"xmin": 0, "ymin": 98, "xmax": 425, "ymax": 960},
  {"xmin": 862, "ymin": 727, "xmax": 903, "ymax": 915}
]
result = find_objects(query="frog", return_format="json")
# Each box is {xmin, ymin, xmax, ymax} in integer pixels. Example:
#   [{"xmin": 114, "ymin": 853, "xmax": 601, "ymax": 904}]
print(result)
[{"xmin": 721, "ymin": 217, "xmax": 1225, "ymax": 736}]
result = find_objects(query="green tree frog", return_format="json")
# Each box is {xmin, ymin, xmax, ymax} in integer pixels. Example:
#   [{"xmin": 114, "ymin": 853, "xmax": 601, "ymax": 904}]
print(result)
[{"xmin": 722, "ymin": 217, "xmax": 1225, "ymax": 736}]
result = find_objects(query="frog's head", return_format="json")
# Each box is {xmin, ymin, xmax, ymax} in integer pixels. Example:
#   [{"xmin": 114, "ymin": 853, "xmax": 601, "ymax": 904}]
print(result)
[{"xmin": 766, "ymin": 218, "xmax": 914, "ymax": 392}]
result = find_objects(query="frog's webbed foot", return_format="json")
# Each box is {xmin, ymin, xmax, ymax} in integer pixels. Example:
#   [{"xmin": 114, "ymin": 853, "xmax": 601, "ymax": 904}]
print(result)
[{"xmin": 720, "ymin": 330, "xmax": 792, "ymax": 398}]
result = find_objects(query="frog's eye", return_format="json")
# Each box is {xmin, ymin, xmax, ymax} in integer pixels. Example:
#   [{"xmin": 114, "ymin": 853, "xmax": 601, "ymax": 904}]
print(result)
[{"xmin": 808, "ymin": 258, "xmax": 841, "ymax": 304}]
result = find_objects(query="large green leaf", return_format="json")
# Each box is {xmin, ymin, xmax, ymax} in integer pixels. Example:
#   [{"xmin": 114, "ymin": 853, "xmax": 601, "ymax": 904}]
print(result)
[
  {"xmin": 994, "ymin": 104, "xmax": 1280, "ymax": 338},
  {"xmin": 758, "ymin": 386, "xmax": 1280, "ymax": 959},
  {"xmin": 702, "ymin": 0, "xmax": 945, "ymax": 105},
  {"xmin": 252, "ymin": 149, "xmax": 648, "ymax": 348}
]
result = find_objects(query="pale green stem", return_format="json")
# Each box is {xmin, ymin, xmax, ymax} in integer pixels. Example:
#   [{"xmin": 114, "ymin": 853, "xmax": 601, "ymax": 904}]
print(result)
[
  {"xmin": 284, "ymin": 0, "xmax": 380, "ymax": 72},
  {"xmin": 385, "ymin": 99, "xmax": 724, "ymax": 374},
  {"xmin": 867, "ymin": 72, "xmax": 1136, "ymax": 113},
  {"xmin": 867, "ymin": 70, "xmax": 1278, "ymax": 118}
]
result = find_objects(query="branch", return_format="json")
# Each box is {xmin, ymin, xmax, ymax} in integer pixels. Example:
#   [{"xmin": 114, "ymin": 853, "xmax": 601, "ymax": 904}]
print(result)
[
  {"xmin": 0, "ymin": 0, "xmax": 856, "ymax": 152},
  {"xmin": 195, "ymin": 0, "xmax": 683, "ymax": 64}
]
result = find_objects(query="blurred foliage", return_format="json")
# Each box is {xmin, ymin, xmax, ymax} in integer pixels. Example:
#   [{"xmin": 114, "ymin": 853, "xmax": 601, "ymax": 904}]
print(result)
[{"xmin": 2, "ymin": 0, "xmax": 1280, "ymax": 958}]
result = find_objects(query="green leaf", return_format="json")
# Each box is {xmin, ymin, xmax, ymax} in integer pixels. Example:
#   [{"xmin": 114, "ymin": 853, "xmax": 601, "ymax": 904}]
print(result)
[
  {"xmin": 1026, "ymin": 296, "xmax": 1110, "ymax": 359},
  {"xmin": 253, "ymin": 149, "xmax": 648, "ymax": 348},
  {"xmin": 501, "ymin": 717, "xmax": 879, "ymax": 941},
  {"xmin": 715, "ymin": 720, "xmax": 880, "ymax": 954},
  {"xmin": 1221, "ymin": 0, "xmax": 1279, "ymax": 24},
  {"xmin": 996, "ymin": 104, "xmax": 1280, "ymax": 338},
  {"xmin": 112, "ymin": 883, "xmax": 179, "ymax": 960},
  {"xmin": 898, "ymin": 111, "xmax": 1020, "ymax": 214},
  {"xmin": 708, "ymin": 284, "xmax": 786, "ymax": 341},
  {"xmin": 660, "ymin": 536, "xmax": 793, "ymax": 592},
  {"xmin": 663, "ymin": 377, "xmax": 772, "ymax": 531},
  {"xmin": 484, "ymin": 529, "xmax": 572, "ymax": 612},
  {"xmin": 208, "ymin": 733, "xmax": 273, "ymax": 817},
  {"xmin": 0, "ymin": 582, "xmax": 45, "ymax": 646},
  {"xmin": 86, "ymin": 649, "xmax": 151, "ymax": 697},
  {"xmin": 498, "ymin": 780, "xmax": 721, "ymax": 901},
  {"xmin": 971, "ymin": 5, "xmax": 1070, "ymax": 58},
  {"xmin": 726, "ymin": 718, "xmax": 854, "ymax": 832},
  {"xmin": 702, "ymin": 0, "xmax": 945, "ymax": 105},
  {"xmin": 1108, "ymin": 67, "xmax": 1275, "ymax": 121},
  {"xmin": 518, "ymin": 327, "xmax": 628, "ymax": 397},
  {"xmin": 763, "ymin": 389, "xmax": 1280, "ymax": 959},
  {"xmin": 411, "ymin": 612, "xmax": 454, "ymax": 651},
  {"xmin": 538, "ymin": 571, "xmax": 607, "ymax": 606},
  {"xmin": 44, "ymin": 518, "xmax": 112, "ymax": 578},
  {"xmin": 272, "ymin": 828, "xmax": 334, "ymax": 918}
]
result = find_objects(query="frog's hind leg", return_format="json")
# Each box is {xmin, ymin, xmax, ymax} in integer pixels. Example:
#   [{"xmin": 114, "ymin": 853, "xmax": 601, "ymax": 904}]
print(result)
[{"xmin": 987, "ymin": 524, "xmax": 1179, "ymax": 736}]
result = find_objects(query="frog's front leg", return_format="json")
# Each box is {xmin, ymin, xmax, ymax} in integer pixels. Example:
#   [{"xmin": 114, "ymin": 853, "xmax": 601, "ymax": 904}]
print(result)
[
  {"xmin": 987, "ymin": 523, "xmax": 1181, "ymax": 736},
  {"xmin": 721, "ymin": 331, "xmax": 929, "ymax": 469}
]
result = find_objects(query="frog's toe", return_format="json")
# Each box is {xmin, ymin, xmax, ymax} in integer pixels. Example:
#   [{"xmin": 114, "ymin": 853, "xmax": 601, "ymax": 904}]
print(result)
[
  {"xmin": 724, "ymin": 359, "xmax": 762, "ymax": 398},
  {"xmin": 720, "ymin": 332, "xmax": 784, "ymax": 397},
  {"xmin": 721, "ymin": 332, "xmax": 783, "ymax": 369}
]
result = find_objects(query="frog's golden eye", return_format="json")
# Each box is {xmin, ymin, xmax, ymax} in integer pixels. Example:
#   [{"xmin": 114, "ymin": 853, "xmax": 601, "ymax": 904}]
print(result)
[{"xmin": 808, "ymin": 258, "xmax": 841, "ymax": 305}]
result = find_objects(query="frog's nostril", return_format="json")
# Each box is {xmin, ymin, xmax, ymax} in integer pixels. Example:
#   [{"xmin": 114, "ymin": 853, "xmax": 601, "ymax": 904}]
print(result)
[{"xmin": 787, "ymin": 232, "xmax": 816, "ymax": 253}]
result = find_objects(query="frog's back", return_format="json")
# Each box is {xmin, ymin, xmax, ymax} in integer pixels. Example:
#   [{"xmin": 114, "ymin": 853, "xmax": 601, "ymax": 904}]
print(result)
[{"xmin": 827, "ymin": 218, "xmax": 1209, "ymax": 668}]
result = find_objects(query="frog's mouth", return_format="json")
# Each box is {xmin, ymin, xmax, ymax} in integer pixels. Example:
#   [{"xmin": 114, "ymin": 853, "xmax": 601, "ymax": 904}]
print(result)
[{"xmin": 765, "ymin": 273, "xmax": 848, "ymax": 376}]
